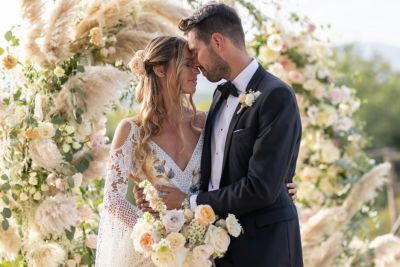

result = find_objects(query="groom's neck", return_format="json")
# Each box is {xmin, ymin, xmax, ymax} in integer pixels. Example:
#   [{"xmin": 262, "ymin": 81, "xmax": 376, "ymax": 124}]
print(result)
[{"xmin": 226, "ymin": 50, "xmax": 253, "ymax": 81}]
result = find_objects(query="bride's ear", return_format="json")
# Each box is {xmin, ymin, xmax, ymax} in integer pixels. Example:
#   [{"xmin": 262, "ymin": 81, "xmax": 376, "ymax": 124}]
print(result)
[{"xmin": 153, "ymin": 65, "xmax": 166, "ymax": 78}]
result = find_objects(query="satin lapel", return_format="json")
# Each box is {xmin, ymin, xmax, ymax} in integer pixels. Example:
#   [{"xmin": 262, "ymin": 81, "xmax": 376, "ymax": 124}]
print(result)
[
  {"xmin": 220, "ymin": 65, "xmax": 266, "ymax": 178},
  {"xmin": 200, "ymin": 90, "xmax": 223, "ymax": 191}
]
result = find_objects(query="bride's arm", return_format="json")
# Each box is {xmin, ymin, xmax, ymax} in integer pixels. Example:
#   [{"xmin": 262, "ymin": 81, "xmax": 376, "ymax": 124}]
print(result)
[{"xmin": 102, "ymin": 119, "xmax": 141, "ymax": 228}]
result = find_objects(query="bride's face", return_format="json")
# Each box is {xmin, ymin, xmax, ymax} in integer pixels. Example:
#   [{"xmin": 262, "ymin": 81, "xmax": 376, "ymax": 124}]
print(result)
[{"xmin": 174, "ymin": 47, "xmax": 200, "ymax": 95}]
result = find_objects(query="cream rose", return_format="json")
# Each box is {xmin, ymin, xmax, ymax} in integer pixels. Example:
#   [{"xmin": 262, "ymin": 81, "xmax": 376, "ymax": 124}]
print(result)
[
  {"xmin": 204, "ymin": 225, "xmax": 230, "ymax": 255},
  {"xmin": 225, "ymin": 214, "xmax": 242, "ymax": 237},
  {"xmin": 53, "ymin": 66, "xmax": 65, "ymax": 77},
  {"xmin": 2, "ymin": 54, "xmax": 18, "ymax": 69},
  {"xmin": 195, "ymin": 205, "xmax": 216, "ymax": 226},
  {"xmin": 37, "ymin": 122, "xmax": 56, "ymax": 139},
  {"xmin": 193, "ymin": 244, "xmax": 213, "ymax": 261},
  {"xmin": 166, "ymin": 232, "xmax": 186, "ymax": 251}
]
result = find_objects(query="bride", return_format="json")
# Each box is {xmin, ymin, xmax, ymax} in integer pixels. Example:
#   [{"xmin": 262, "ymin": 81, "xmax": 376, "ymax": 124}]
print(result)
[{"xmin": 95, "ymin": 36, "xmax": 297, "ymax": 266}]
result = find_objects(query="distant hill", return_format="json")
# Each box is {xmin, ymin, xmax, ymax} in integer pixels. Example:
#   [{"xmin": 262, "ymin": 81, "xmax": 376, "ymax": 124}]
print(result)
[{"xmin": 344, "ymin": 42, "xmax": 400, "ymax": 71}]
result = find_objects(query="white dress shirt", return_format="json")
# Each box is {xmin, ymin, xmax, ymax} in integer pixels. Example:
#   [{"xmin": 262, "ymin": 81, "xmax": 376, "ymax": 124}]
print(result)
[{"xmin": 190, "ymin": 59, "xmax": 259, "ymax": 210}]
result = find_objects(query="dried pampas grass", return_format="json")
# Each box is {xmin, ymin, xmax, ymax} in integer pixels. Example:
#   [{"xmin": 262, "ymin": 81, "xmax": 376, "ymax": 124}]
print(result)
[
  {"xmin": 43, "ymin": 0, "xmax": 81, "ymax": 64},
  {"xmin": 26, "ymin": 242, "xmax": 66, "ymax": 267},
  {"xmin": 136, "ymin": 12, "xmax": 180, "ymax": 35},
  {"xmin": 138, "ymin": 0, "xmax": 191, "ymax": 25},
  {"xmin": 20, "ymin": 0, "xmax": 46, "ymax": 65},
  {"xmin": 54, "ymin": 66, "xmax": 132, "ymax": 119},
  {"xmin": 306, "ymin": 232, "xmax": 343, "ymax": 267},
  {"xmin": 0, "ymin": 220, "xmax": 21, "ymax": 260},
  {"xmin": 35, "ymin": 193, "xmax": 78, "ymax": 237},
  {"xmin": 110, "ymin": 29, "xmax": 155, "ymax": 63},
  {"xmin": 73, "ymin": 0, "xmax": 135, "ymax": 50},
  {"xmin": 343, "ymin": 162, "xmax": 391, "ymax": 216},
  {"xmin": 370, "ymin": 234, "xmax": 400, "ymax": 267}
]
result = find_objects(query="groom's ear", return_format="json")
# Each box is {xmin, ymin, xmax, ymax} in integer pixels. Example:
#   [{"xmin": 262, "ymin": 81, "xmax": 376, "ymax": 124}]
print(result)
[
  {"xmin": 153, "ymin": 65, "xmax": 166, "ymax": 78},
  {"xmin": 210, "ymin": 33, "xmax": 225, "ymax": 52}
]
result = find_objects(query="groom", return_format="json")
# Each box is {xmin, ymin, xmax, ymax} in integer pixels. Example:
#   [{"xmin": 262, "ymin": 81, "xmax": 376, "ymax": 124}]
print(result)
[{"xmin": 178, "ymin": 2, "xmax": 303, "ymax": 266}]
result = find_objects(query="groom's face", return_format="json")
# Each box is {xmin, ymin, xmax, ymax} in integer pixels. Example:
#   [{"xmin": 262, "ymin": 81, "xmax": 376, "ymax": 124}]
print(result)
[{"xmin": 187, "ymin": 31, "xmax": 230, "ymax": 83}]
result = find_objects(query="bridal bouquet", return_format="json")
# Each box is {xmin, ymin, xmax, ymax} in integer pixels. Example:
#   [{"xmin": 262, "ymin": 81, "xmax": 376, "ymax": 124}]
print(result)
[{"xmin": 131, "ymin": 180, "xmax": 243, "ymax": 267}]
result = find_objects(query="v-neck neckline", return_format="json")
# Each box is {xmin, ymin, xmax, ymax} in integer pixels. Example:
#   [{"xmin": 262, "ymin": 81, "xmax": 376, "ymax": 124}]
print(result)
[{"xmin": 150, "ymin": 131, "xmax": 203, "ymax": 173}]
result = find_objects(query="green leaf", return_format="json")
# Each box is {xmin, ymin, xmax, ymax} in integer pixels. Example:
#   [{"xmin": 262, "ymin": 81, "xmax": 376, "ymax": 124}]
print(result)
[
  {"xmin": 65, "ymin": 226, "xmax": 76, "ymax": 240},
  {"xmin": 1, "ymin": 174, "xmax": 8, "ymax": 180},
  {"xmin": 11, "ymin": 37, "xmax": 19, "ymax": 47},
  {"xmin": 2, "ymin": 219, "xmax": 9, "ymax": 231},
  {"xmin": 0, "ymin": 47, "xmax": 4, "ymax": 55},
  {"xmin": 2, "ymin": 208, "xmax": 11, "ymax": 218},
  {"xmin": 76, "ymin": 157, "xmax": 90, "ymax": 173},
  {"xmin": 13, "ymin": 89, "xmax": 21, "ymax": 101},
  {"xmin": 4, "ymin": 31, "xmax": 12, "ymax": 41},
  {"xmin": 76, "ymin": 65, "xmax": 85, "ymax": 73},
  {"xmin": 81, "ymin": 254, "xmax": 90, "ymax": 265},
  {"xmin": 2, "ymin": 196, "xmax": 9, "ymax": 205},
  {"xmin": 67, "ymin": 176, "xmax": 75, "ymax": 188},
  {"xmin": 51, "ymin": 115, "xmax": 65, "ymax": 125},
  {"xmin": 1, "ymin": 183, "xmax": 11, "ymax": 192}
]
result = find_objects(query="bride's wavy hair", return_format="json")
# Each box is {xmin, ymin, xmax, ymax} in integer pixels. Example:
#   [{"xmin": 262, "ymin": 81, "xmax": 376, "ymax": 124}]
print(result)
[{"xmin": 132, "ymin": 36, "xmax": 200, "ymax": 183}]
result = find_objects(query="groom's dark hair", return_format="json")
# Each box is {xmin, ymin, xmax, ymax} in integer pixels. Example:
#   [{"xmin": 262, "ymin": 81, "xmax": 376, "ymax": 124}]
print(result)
[{"xmin": 179, "ymin": 2, "xmax": 245, "ymax": 48}]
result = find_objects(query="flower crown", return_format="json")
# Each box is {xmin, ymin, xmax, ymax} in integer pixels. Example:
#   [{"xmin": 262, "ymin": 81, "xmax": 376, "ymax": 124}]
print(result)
[{"xmin": 129, "ymin": 50, "xmax": 148, "ymax": 77}]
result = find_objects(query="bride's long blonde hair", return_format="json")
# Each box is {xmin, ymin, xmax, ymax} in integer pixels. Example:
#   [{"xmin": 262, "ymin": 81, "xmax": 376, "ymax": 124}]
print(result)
[{"xmin": 132, "ymin": 36, "xmax": 199, "ymax": 183}]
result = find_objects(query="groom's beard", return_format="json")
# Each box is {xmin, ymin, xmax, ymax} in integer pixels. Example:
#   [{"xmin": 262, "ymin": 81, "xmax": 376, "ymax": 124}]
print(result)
[{"xmin": 202, "ymin": 48, "xmax": 230, "ymax": 82}]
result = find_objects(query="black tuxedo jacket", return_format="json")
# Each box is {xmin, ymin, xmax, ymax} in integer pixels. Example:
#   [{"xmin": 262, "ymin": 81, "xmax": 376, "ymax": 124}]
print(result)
[{"xmin": 198, "ymin": 64, "xmax": 303, "ymax": 267}]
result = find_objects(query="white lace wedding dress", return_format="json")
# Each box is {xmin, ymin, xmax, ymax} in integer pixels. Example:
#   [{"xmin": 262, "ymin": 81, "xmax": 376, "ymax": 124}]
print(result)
[{"xmin": 96, "ymin": 120, "xmax": 203, "ymax": 266}]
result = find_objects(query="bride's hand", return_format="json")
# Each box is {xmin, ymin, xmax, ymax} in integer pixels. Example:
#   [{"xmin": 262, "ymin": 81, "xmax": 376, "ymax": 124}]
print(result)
[
  {"xmin": 155, "ymin": 185, "xmax": 187, "ymax": 210},
  {"xmin": 132, "ymin": 184, "xmax": 156, "ymax": 214}
]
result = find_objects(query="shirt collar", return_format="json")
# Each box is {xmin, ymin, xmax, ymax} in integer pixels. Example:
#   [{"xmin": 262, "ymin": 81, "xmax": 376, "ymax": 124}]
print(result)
[{"xmin": 231, "ymin": 59, "xmax": 259, "ymax": 93}]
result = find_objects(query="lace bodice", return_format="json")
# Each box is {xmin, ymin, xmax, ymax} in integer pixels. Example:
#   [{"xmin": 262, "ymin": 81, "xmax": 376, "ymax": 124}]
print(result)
[{"xmin": 96, "ymin": 120, "xmax": 203, "ymax": 266}]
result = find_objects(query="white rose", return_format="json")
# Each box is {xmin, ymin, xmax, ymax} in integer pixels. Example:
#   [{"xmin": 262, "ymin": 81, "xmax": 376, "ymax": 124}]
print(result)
[
  {"xmin": 259, "ymin": 45, "xmax": 279, "ymax": 64},
  {"xmin": 34, "ymin": 94, "xmax": 44, "ymax": 121},
  {"xmin": 72, "ymin": 173, "xmax": 83, "ymax": 188},
  {"xmin": 244, "ymin": 93, "xmax": 255, "ymax": 107},
  {"xmin": 238, "ymin": 94, "xmax": 246, "ymax": 104},
  {"xmin": 38, "ymin": 122, "xmax": 56, "ymax": 139},
  {"xmin": 288, "ymin": 70, "xmax": 305, "ymax": 84},
  {"xmin": 193, "ymin": 244, "xmax": 213, "ymax": 261},
  {"xmin": 53, "ymin": 66, "xmax": 65, "ymax": 77},
  {"xmin": 162, "ymin": 209, "xmax": 185, "ymax": 233},
  {"xmin": 333, "ymin": 116, "xmax": 353, "ymax": 132},
  {"xmin": 204, "ymin": 225, "xmax": 231, "ymax": 255},
  {"xmin": 320, "ymin": 142, "xmax": 341, "ymax": 163},
  {"xmin": 303, "ymin": 79, "xmax": 320, "ymax": 91},
  {"xmin": 267, "ymin": 34, "xmax": 284, "ymax": 52},
  {"xmin": 225, "ymin": 214, "xmax": 242, "ymax": 237},
  {"xmin": 151, "ymin": 245, "xmax": 187, "ymax": 267}
]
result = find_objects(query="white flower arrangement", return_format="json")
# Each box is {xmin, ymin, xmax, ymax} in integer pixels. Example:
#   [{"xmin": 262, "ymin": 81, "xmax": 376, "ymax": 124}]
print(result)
[
  {"xmin": 131, "ymin": 181, "xmax": 243, "ymax": 267},
  {"xmin": 237, "ymin": 90, "xmax": 262, "ymax": 114}
]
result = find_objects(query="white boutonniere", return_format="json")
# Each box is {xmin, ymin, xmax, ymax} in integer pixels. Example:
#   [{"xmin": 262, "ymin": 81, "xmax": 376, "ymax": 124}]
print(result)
[{"xmin": 237, "ymin": 90, "xmax": 261, "ymax": 114}]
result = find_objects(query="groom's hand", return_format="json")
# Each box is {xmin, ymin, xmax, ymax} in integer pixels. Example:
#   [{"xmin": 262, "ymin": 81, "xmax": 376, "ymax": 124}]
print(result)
[
  {"xmin": 155, "ymin": 185, "xmax": 187, "ymax": 210},
  {"xmin": 287, "ymin": 182, "xmax": 297, "ymax": 201}
]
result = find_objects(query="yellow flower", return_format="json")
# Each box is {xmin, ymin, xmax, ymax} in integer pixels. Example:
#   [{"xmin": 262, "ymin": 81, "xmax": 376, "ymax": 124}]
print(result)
[
  {"xmin": 2, "ymin": 54, "xmax": 18, "ymax": 69},
  {"xmin": 53, "ymin": 66, "xmax": 65, "ymax": 77}
]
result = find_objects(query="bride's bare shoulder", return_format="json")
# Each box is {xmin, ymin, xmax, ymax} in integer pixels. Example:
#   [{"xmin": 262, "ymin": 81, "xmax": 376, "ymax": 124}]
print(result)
[{"xmin": 111, "ymin": 118, "xmax": 135, "ymax": 150}]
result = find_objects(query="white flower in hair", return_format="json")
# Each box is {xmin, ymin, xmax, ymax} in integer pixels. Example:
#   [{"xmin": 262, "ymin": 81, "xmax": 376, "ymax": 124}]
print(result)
[{"xmin": 129, "ymin": 50, "xmax": 146, "ymax": 76}]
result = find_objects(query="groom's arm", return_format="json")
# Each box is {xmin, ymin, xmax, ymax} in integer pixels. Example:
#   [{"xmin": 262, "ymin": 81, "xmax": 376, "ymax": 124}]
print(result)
[{"xmin": 196, "ymin": 86, "xmax": 301, "ymax": 216}]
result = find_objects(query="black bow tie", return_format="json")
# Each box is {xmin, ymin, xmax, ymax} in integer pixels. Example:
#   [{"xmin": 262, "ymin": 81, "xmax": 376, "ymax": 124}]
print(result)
[{"xmin": 217, "ymin": 81, "xmax": 239, "ymax": 100}]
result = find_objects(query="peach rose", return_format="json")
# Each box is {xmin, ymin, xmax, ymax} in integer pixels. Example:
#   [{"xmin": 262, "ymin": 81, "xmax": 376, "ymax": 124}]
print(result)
[{"xmin": 195, "ymin": 205, "xmax": 216, "ymax": 226}]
